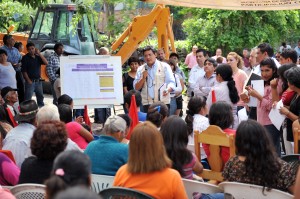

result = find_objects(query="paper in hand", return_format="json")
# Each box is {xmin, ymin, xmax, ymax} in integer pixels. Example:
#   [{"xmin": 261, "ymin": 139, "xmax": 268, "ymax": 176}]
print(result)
[{"xmin": 269, "ymin": 100, "xmax": 286, "ymax": 130}]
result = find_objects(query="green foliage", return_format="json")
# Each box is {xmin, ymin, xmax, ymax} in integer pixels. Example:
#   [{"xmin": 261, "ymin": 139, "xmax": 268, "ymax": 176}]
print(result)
[
  {"xmin": 0, "ymin": 0, "xmax": 35, "ymax": 33},
  {"xmin": 182, "ymin": 9, "xmax": 300, "ymax": 54},
  {"xmin": 15, "ymin": 0, "xmax": 48, "ymax": 9}
]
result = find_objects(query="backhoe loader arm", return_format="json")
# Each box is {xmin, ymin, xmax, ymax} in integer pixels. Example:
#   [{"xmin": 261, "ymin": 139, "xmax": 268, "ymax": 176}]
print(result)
[{"xmin": 111, "ymin": 4, "xmax": 176, "ymax": 65}]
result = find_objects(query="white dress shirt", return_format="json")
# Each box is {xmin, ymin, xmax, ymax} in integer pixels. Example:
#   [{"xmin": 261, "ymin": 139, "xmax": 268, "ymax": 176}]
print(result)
[
  {"xmin": 3, "ymin": 123, "xmax": 35, "ymax": 167},
  {"xmin": 188, "ymin": 65, "xmax": 205, "ymax": 91}
]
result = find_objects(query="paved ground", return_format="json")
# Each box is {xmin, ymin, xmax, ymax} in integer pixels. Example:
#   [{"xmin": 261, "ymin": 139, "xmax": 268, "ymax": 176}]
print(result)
[{"xmin": 36, "ymin": 94, "xmax": 189, "ymax": 131}]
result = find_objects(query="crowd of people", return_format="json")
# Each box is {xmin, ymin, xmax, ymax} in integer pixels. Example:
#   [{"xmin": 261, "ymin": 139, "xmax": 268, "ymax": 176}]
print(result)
[{"xmin": 1, "ymin": 34, "xmax": 300, "ymax": 199}]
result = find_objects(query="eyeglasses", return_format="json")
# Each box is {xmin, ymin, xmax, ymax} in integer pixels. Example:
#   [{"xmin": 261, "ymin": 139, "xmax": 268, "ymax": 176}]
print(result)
[{"xmin": 204, "ymin": 62, "xmax": 213, "ymax": 66}]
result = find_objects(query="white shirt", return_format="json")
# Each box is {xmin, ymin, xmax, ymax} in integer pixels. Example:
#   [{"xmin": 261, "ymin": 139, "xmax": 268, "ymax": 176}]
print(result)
[
  {"xmin": 3, "ymin": 123, "xmax": 35, "ymax": 167},
  {"xmin": 188, "ymin": 65, "xmax": 205, "ymax": 90},
  {"xmin": 252, "ymin": 65, "xmax": 261, "ymax": 76},
  {"xmin": 207, "ymin": 81, "xmax": 239, "ymax": 129},
  {"xmin": 170, "ymin": 73, "xmax": 182, "ymax": 97},
  {"xmin": 188, "ymin": 114, "xmax": 209, "ymax": 159}
]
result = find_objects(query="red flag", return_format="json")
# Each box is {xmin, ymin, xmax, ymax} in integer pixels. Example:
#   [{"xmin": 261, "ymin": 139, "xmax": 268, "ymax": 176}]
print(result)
[
  {"xmin": 211, "ymin": 89, "xmax": 216, "ymax": 103},
  {"xmin": 6, "ymin": 107, "xmax": 18, "ymax": 127},
  {"xmin": 83, "ymin": 105, "xmax": 91, "ymax": 127},
  {"xmin": 126, "ymin": 95, "xmax": 139, "ymax": 139}
]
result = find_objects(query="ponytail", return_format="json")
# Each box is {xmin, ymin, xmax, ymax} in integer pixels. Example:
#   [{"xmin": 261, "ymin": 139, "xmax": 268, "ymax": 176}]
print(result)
[
  {"xmin": 45, "ymin": 175, "xmax": 67, "ymax": 199},
  {"xmin": 185, "ymin": 113, "xmax": 194, "ymax": 136},
  {"xmin": 227, "ymin": 80, "xmax": 239, "ymax": 104},
  {"xmin": 185, "ymin": 97, "xmax": 207, "ymax": 136}
]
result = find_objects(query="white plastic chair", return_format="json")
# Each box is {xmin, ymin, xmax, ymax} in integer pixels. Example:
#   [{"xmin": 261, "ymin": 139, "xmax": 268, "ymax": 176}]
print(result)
[
  {"xmin": 219, "ymin": 182, "xmax": 293, "ymax": 199},
  {"xmin": 10, "ymin": 183, "xmax": 46, "ymax": 199},
  {"xmin": 182, "ymin": 179, "xmax": 223, "ymax": 198},
  {"xmin": 90, "ymin": 174, "xmax": 114, "ymax": 194}
]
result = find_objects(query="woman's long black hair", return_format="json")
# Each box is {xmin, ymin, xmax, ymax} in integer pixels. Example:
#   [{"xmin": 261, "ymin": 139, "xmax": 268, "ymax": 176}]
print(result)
[
  {"xmin": 235, "ymin": 120, "xmax": 281, "ymax": 189},
  {"xmin": 260, "ymin": 58, "xmax": 278, "ymax": 86},
  {"xmin": 161, "ymin": 115, "xmax": 192, "ymax": 177}
]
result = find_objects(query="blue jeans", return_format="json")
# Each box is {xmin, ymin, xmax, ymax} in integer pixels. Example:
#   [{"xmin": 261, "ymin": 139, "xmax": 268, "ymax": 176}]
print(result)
[
  {"xmin": 169, "ymin": 97, "xmax": 177, "ymax": 115},
  {"xmin": 50, "ymin": 80, "xmax": 57, "ymax": 105},
  {"xmin": 265, "ymin": 124, "xmax": 281, "ymax": 157},
  {"xmin": 94, "ymin": 108, "xmax": 111, "ymax": 124},
  {"xmin": 24, "ymin": 81, "xmax": 44, "ymax": 107}
]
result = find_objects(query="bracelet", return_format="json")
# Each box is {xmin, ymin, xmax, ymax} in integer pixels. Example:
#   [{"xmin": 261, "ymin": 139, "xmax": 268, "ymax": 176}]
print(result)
[{"xmin": 286, "ymin": 111, "xmax": 290, "ymax": 116}]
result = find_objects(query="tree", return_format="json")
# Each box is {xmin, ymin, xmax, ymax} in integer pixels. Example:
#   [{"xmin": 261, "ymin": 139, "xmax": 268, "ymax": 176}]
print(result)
[
  {"xmin": 0, "ymin": 0, "xmax": 35, "ymax": 33},
  {"xmin": 182, "ymin": 9, "xmax": 300, "ymax": 54},
  {"xmin": 97, "ymin": 0, "xmax": 137, "ymax": 39}
]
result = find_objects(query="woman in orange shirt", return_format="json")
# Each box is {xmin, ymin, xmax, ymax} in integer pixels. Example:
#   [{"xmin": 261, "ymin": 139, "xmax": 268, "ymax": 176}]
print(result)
[{"xmin": 113, "ymin": 122, "xmax": 188, "ymax": 199}]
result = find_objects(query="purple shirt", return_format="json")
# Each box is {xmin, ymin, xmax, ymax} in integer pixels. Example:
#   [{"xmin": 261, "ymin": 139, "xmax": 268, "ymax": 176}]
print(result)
[{"xmin": 0, "ymin": 153, "xmax": 20, "ymax": 186}]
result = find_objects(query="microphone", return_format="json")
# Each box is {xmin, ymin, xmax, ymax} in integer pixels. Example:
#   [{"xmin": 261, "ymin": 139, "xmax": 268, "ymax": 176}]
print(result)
[{"xmin": 144, "ymin": 66, "xmax": 148, "ymax": 82}]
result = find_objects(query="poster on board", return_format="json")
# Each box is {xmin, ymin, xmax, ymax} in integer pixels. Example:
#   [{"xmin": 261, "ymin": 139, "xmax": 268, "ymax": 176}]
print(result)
[{"xmin": 60, "ymin": 55, "xmax": 123, "ymax": 108}]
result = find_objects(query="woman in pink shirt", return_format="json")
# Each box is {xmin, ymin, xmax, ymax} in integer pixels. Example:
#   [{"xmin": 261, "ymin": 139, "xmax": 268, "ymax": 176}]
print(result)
[
  {"xmin": 246, "ymin": 58, "xmax": 281, "ymax": 156},
  {"xmin": 58, "ymin": 104, "xmax": 93, "ymax": 149},
  {"xmin": 227, "ymin": 52, "xmax": 248, "ymax": 111}
]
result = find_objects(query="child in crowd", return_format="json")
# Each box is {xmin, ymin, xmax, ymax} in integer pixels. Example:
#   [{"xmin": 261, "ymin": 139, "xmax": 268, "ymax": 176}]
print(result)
[
  {"xmin": 185, "ymin": 97, "xmax": 209, "ymax": 160},
  {"xmin": 45, "ymin": 151, "xmax": 92, "ymax": 199}
]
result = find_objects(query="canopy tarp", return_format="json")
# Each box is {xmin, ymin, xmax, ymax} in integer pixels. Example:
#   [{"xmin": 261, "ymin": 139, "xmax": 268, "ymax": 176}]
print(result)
[{"xmin": 141, "ymin": 0, "xmax": 300, "ymax": 10}]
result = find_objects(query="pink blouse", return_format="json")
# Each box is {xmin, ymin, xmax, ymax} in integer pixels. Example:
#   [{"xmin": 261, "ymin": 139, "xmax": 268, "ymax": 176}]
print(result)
[
  {"xmin": 233, "ymin": 69, "xmax": 248, "ymax": 107},
  {"xmin": 65, "ymin": 122, "xmax": 89, "ymax": 149},
  {"xmin": 257, "ymin": 85, "xmax": 282, "ymax": 126}
]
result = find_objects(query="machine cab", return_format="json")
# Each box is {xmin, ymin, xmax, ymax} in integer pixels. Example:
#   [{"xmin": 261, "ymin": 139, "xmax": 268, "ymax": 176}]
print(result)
[{"xmin": 28, "ymin": 4, "xmax": 97, "ymax": 55}]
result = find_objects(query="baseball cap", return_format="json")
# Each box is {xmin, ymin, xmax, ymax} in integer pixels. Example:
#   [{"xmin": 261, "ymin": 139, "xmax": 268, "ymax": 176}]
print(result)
[
  {"xmin": 104, "ymin": 115, "xmax": 127, "ymax": 133},
  {"xmin": 1, "ymin": 86, "xmax": 18, "ymax": 98}
]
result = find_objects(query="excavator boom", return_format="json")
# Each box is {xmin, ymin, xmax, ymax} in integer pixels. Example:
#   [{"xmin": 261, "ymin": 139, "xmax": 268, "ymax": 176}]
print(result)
[{"xmin": 111, "ymin": 4, "xmax": 176, "ymax": 65}]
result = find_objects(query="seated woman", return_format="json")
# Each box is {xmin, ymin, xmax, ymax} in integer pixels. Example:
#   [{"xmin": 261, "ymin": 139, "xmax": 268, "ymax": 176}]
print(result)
[
  {"xmin": 18, "ymin": 121, "xmax": 68, "ymax": 184},
  {"xmin": 223, "ymin": 120, "xmax": 295, "ymax": 193},
  {"xmin": 113, "ymin": 122, "xmax": 188, "ymax": 199},
  {"xmin": 205, "ymin": 101, "xmax": 236, "ymax": 165},
  {"xmin": 161, "ymin": 116, "xmax": 203, "ymax": 180},
  {"xmin": 0, "ymin": 152, "xmax": 19, "ymax": 186},
  {"xmin": 57, "ymin": 94, "xmax": 83, "ymax": 123},
  {"xmin": 58, "ymin": 104, "xmax": 93, "ymax": 149},
  {"xmin": 146, "ymin": 102, "xmax": 169, "ymax": 129},
  {"xmin": 45, "ymin": 151, "xmax": 92, "ymax": 199}
]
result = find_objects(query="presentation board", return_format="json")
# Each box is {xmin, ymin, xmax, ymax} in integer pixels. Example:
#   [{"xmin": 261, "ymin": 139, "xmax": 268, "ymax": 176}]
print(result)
[{"xmin": 60, "ymin": 55, "xmax": 123, "ymax": 108}]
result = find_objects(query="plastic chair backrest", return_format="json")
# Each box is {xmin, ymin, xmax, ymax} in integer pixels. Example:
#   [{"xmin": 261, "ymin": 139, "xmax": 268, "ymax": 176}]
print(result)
[
  {"xmin": 10, "ymin": 183, "xmax": 46, "ymax": 199},
  {"xmin": 90, "ymin": 174, "xmax": 114, "ymax": 194},
  {"xmin": 99, "ymin": 187, "xmax": 154, "ymax": 199},
  {"xmin": 194, "ymin": 125, "xmax": 235, "ymax": 181},
  {"xmin": 182, "ymin": 179, "xmax": 223, "ymax": 198},
  {"xmin": 219, "ymin": 182, "xmax": 293, "ymax": 199}
]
